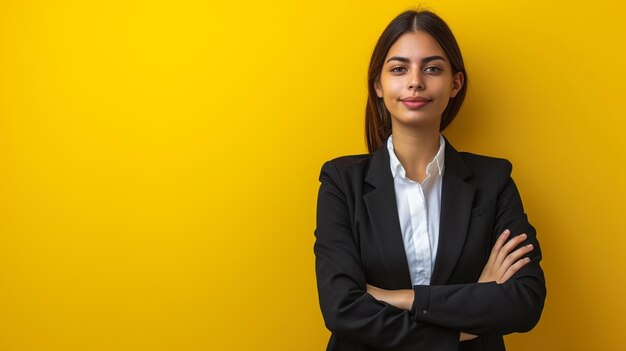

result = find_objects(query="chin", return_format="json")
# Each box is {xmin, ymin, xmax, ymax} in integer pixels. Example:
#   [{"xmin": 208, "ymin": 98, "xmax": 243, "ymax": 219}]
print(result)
[
  {"xmin": 393, "ymin": 117, "xmax": 440, "ymax": 129},
  {"xmin": 391, "ymin": 111, "xmax": 438, "ymax": 125}
]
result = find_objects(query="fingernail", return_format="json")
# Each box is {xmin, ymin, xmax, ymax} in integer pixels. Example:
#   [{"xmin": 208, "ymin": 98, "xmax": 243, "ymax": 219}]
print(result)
[
  {"xmin": 521, "ymin": 234, "xmax": 527, "ymax": 239},
  {"xmin": 527, "ymin": 244, "xmax": 533, "ymax": 249},
  {"xmin": 504, "ymin": 229, "xmax": 510, "ymax": 235}
]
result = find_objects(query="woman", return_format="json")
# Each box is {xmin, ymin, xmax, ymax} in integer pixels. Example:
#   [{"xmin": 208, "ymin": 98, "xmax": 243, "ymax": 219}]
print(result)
[{"xmin": 314, "ymin": 10, "xmax": 546, "ymax": 351}]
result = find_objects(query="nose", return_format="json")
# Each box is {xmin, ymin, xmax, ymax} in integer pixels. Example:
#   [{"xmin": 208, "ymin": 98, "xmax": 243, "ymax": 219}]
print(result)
[{"xmin": 408, "ymin": 71, "xmax": 425, "ymax": 90}]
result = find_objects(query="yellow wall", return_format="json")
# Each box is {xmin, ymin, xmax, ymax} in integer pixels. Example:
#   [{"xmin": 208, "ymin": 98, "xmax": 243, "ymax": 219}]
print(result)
[{"xmin": 1, "ymin": 1, "xmax": 624, "ymax": 350}]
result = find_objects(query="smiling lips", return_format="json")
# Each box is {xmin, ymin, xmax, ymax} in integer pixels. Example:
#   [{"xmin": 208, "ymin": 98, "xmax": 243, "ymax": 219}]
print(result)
[{"xmin": 400, "ymin": 96, "xmax": 431, "ymax": 109}]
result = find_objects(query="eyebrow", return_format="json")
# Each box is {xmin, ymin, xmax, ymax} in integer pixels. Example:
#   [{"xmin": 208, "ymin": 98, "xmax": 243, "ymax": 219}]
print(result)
[{"xmin": 385, "ymin": 55, "xmax": 446, "ymax": 64}]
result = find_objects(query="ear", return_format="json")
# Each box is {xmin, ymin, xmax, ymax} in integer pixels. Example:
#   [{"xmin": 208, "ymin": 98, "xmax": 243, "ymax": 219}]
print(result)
[
  {"xmin": 450, "ymin": 72, "xmax": 464, "ymax": 98},
  {"xmin": 374, "ymin": 77, "xmax": 383, "ymax": 98}
]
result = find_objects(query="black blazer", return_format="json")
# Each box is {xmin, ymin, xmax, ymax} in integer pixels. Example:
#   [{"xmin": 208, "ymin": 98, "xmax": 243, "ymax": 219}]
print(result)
[{"xmin": 314, "ymin": 138, "xmax": 546, "ymax": 351}]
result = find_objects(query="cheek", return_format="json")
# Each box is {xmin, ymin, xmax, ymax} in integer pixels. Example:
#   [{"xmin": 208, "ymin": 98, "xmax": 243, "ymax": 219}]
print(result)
[
  {"xmin": 391, "ymin": 78, "xmax": 406, "ymax": 92},
  {"xmin": 382, "ymin": 96, "xmax": 396, "ymax": 112},
  {"xmin": 380, "ymin": 76, "xmax": 404, "ymax": 95},
  {"xmin": 435, "ymin": 78, "xmax": 455, "ymax": 94}
]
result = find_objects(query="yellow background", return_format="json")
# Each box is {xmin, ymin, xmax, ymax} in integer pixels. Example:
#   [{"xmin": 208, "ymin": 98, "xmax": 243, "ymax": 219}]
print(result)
[{"xmin": 1, "ymin": 0, "xmax": 625, "ymax": 350}]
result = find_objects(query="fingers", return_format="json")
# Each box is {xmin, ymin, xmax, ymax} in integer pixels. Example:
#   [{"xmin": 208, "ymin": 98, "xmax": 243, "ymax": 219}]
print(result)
[
  {"xmin": 497, "ymin": 234, "xmax": 534, "ymax": 283},
  {"xmin": 485, "ymin": 229, "xmax": 510, "ymax": 268},
  {"xmin": 480, "ymin": 229, "xmax": 534, "ymax": 284},
  {"xmin": 500, "ymin": 256, "xmax": 531, "ymax": 283},
  {"xmin": 490, "ymin": 229, "xmax": 510, "ymax": 258},
  {"xmin": 493, "ymin": 229, "xmax": 510, "ymax": 251},
  {"xmin": 496, "ymin": 232, "xmax": 528, "ymax": 265},
  {"xmin": 479, "ymin": 230, "xmax": 512, "ymax": 283},
  {"xmin": 502, "ymin": 242, "xmax": 533, "ymax": 268}
]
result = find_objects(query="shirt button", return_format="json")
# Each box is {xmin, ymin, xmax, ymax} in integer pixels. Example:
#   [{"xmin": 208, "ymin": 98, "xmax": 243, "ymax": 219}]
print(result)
[{"xmin": 422, "ymin": 309, "xmax": 428, "ymax": 315}]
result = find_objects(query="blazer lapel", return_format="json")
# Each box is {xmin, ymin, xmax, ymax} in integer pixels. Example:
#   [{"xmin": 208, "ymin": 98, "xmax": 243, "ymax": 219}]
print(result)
[
  {"xmin": 362, "ymin": 137, "xmax": 475, "ymax": 288},
  {"xmin": 430, "ymin": 138, "xmax": 475, "ymax": 285},
  {"xmin": 363, "ymin": 145, "xmax": 412, "ymax": 289}
]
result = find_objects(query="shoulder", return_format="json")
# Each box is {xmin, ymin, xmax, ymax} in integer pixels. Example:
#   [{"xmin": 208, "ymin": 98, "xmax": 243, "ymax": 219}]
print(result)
[
  {"xmin": 456, "ymin": 151, "xmax": 514, "ymax": 185},
  {"xmin": 458, "ymin": 151, "xmax": 512, "ymax": 172},
  {"xmin": 317, "ymin": 153, "xmax": 373, "ymax": 183}
]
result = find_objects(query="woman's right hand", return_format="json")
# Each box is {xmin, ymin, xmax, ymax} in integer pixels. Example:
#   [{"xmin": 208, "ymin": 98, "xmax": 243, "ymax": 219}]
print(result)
[
  {"xmin": 478, "ymin": 229, "xmax": 534, "ymax": 284},
  {"xmin": 461, "ymin": 229, "xmax": 534, "ymax": 342}
]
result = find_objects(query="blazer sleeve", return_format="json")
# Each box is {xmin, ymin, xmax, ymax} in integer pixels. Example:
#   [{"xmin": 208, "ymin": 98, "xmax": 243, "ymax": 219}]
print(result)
[
  {"xmin": 314, "ymin": 161, "xmax": 459, "ymax": 351},
  {"xmin": 410, "ymin": 159, "xmax": 547, "ymax": 335}
]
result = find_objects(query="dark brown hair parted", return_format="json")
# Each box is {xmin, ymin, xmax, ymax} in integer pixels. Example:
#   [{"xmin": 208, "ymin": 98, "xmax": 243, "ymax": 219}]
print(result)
[{"xmin": 365, "ymin": 10, "xmax": 468, "ymax": 152}]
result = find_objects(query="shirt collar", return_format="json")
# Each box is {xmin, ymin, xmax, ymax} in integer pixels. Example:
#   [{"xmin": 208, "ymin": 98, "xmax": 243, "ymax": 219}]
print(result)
[{"xmin": 387, "ymin": 134, "xmax": 446, "ymax": 180}]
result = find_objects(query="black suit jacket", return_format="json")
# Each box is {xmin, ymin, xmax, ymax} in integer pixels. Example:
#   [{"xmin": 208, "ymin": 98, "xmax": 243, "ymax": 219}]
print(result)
[{"xmin": 314, "ymin": 138, "xmax": 546, "ymax": 351}]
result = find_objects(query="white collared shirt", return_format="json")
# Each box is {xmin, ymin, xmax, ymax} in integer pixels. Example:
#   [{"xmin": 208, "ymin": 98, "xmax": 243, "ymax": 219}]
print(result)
[{"xmin": 387, "ymin": 134, "xmax": 445, "ymax": 285}]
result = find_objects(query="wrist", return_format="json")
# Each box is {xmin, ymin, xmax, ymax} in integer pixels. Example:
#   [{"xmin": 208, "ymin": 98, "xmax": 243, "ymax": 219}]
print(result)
[{"xmin": 402, "ymin": 289, "xmax": 414, "ymax": 311}]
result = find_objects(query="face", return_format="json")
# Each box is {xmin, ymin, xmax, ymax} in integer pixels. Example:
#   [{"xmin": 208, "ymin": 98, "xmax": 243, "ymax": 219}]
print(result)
[{"xmin": 374, "ymin": 31, "xmax": 464, "ymax": 130}]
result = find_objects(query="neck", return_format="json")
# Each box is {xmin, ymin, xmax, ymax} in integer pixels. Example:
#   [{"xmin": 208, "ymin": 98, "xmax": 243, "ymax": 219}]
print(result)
[{"xmin": 390, "ymin": 124, "xmax": 441, "ymax": 183}]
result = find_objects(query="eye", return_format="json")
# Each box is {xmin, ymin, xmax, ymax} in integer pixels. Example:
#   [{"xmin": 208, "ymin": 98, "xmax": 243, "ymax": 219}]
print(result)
[
  {"xmin": 390, "ymin": 66, "xmax": 407, "ymax": 73},
  {"xmin": 424, "ymin": 66, "xmax": 442, "ymax": 73}
]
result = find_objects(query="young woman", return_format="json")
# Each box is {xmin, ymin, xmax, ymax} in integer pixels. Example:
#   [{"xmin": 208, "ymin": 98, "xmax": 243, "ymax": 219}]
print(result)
[{"xmin": 314, "ymin": 10, "xmax": 546, "ymax": 351}]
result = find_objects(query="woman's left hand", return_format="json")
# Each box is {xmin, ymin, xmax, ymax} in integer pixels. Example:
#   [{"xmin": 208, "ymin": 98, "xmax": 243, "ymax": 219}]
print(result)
[{"xmin": 478, "ymin": 229, "xmax": 533, "ymax": 284}]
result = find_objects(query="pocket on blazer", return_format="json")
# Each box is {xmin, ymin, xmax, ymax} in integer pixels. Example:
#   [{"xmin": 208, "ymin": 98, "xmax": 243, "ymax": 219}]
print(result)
[{"xmin": 470, "ymin": 199, "xmax": 497, "ymax": 218}]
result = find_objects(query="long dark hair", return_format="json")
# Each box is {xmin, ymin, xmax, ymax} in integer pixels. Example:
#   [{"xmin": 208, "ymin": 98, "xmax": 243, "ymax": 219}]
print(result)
[{"xmin": 365, "ymin": 10, "xmax": 468, "ymax": 152}]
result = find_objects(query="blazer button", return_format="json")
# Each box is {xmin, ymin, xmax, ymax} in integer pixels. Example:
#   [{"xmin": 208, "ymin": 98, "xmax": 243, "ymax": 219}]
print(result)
[{"xmin": 421, "ymin": 309, "xmax": 428, "ymax": 315}]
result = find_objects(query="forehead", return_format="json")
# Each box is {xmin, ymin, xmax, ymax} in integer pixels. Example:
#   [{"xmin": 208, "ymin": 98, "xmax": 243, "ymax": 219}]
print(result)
[{"xmin": 385, "ymin": 31, "xmax": 447, "ymax": 61}]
